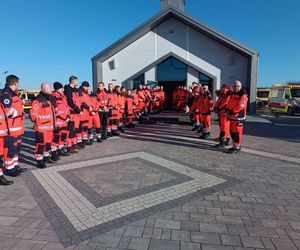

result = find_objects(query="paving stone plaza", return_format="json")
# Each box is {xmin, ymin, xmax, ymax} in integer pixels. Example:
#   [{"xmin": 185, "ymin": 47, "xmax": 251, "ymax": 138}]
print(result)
[{"xmin": 1, "ymin": 112, "xmax": 300, "ymax": 250}]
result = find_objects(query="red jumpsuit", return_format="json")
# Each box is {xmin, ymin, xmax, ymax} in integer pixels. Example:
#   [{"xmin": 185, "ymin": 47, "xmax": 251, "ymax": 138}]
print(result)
[
  {"xmin": 89, "ymin": 94, "xmax": 101, "ymax": 141},
  {"xmin": 95, "ymin": 89, "xmax": 109, "ymax": 137},
  {"xmin": 125, "ymin": 95, "xmax": 135, "ymax": 126},
  {"xmin": 137, "ymin": 90, "xmax": 146, "ymax": 115},
  {"xmin": 214, "ymin": 93, "xmax": 231, "ymax": 141},
  {"xmin": 117, "ymin": 94, "xmax": 126, "ymax": 129},
  {"xmin": 198, "ymin": 91, "xmax": 213, "ymax": 137},
  {"xmin": 107, "ymin": 91, "xmax": 119, "ymax": 134},
  {"xmin": 226, "ymin": 89, "xmax": 248, "ymax": 149},
  {"xmin": 176, "ymin": 90, "xmax": 187, "ymax": 111},
  {"xmin": 78, "ymin": 89, "xmax": 92, "ymax": 142},
  {"xmin": 1, "ymin": 86, "xmax": 24, "ymax": 172},
  {"xmin": 0, "ymin": 103, "xmax": 9, "ymax": 176},
  {"xmin": 51, "ymin": 91, "xmax": 70, "ymax": 150},
  {"xmin": 64, "ymin": 85, "xmax": 82, "ymax": 147},
  {"xmin": 30, "ymin": 92, "xmax": 56, "ymax": 161}
]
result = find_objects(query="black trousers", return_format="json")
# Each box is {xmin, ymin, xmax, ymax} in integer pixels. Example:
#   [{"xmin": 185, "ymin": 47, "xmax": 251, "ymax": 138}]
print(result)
[{"xmin": 99, "ymin": 111, "xmax": 108, "ymax": 135}]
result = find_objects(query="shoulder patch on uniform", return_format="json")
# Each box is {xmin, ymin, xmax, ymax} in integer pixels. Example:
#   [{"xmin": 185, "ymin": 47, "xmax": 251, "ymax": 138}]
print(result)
[
  {"xmin": 3, "ymin": 99, "xmax": 10, "ymax": 105},
  {"xmin": 34, "ymin": 104, "xmax": 39, "ymax": 109}
]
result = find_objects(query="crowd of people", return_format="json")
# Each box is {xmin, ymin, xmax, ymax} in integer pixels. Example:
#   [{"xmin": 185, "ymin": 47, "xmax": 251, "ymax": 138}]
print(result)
[
  {"xmin": 172, "ymin": 81, "xmax": 248, "ymax": 153},
  {"xmin": 0, "ymin": 74, "xmax": 248, "ymax": 186},
  {"xmin": 0, "ymin": 75, "xmax": 167, "ymax": 185}
]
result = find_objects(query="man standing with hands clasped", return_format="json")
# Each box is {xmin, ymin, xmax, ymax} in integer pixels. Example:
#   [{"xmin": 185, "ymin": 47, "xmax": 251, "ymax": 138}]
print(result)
[{"xmin": 226, "ymin": 80, "xmax": 248, "ymax": 154}]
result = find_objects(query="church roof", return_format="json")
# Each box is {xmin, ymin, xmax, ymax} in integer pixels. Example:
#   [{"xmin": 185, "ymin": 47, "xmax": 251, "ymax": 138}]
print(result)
[{"xmin": 91, "ymin": 7, "xmax": 258, "ymax": 62}]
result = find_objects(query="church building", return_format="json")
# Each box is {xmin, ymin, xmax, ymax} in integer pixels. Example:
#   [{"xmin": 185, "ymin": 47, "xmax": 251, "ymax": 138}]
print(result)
[{"xmin": 91, "ymin": 0, "xmax": 259, "ymax": 112}]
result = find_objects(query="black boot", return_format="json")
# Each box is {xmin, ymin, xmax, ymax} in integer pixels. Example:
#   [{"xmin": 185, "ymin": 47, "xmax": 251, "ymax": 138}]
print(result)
[
  {"xmin": 107, "ymin": 131, "xmax": 112, "ymax": 137},
  {"xmin": 51, "ymin": 151, "xmax": 60, "ymax": 162},
  {"xmin": 225, "ymin": 138, "xmax": 230, "ymax": 146},
  {"xmin": 197, "ymin": 126, "xmax": 203, "ymax": 134},
  {"xmin": 5, "ymin": 168, "xmax": 21, "ymax": 177},
  {"xmin": 36, "ymin": 160, "xmax": 47, "ymax": 169},
  {"xmin": 58, "ymin": 148, "xmax": 70, "ymax": 157},
  {"xmin": 118, "ymin": 126, "xmax": 125, "ymax": 133},
  {"xmin": 101, "ymin": 133, "xmax": 108, "ymax": 140},
  {"xmin": 96, "ymin": 137, "xmax": 103, "ymax": 143},
  {"xmin": 67, "ymin": 146, "xmax": 78, "ymax": 154},
  {"xmin": 0, "ymin": 176, "xmax": 13, "ymax": 185},
  {"xmin": 112, "ymin": 130, "xmax": 120, "ymax": 136},
  {"xmin": 15, "ymin": 165, "xmax": 28, "ymax": 173},
  {"xmin": 44, "ymin": 156, "xmax": 57, "ymax": 164},
  {"xmin": 62, "ymin": 147, "xmax": 68, "ymax": 154},
  {"xmin": 192, "ymin": 125, "xmax": 199, "ymax": 131},
  {"xmin": 200, "ymin": 133, "xmax": 210, "ymax": 140},
  {"xmin": 215, "ymin": 139, "xmax": 226, "ymax": 149},
  {"xmin": 78, "ymin": 142, "xmax": 85, "ymax": 148},
  {"xmin": 83, "ymin": 139, "xmax": 92, "ymax": 146},
  {"xmin": 227, "ymin": 147, "xmax": 241, "ymax": 154}
]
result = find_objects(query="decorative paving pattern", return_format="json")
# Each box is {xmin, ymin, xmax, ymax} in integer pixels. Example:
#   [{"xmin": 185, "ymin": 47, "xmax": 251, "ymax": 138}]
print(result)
[
  {"xmin": 70, "ymin": 158, "xmax": 177, "ymax": 197},
  {"xmin": 24, "ymin": 151, "xmax": 236, "ymax": 247}
]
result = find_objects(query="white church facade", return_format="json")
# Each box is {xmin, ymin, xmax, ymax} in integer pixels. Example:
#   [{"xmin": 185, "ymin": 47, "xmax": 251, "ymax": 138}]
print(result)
[{"xmin": 91, "ymin": 0, "xmax": 259, "ymax": 112}]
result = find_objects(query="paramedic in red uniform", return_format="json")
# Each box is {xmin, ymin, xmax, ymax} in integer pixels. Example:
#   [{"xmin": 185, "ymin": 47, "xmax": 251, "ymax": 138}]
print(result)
[
  {"xmin": 0, "ymin": 102, "xmax": 14, "ymax": 185},
  {"xmin": 198, "ymin": 85, "xmax": 213, "ymax": 139},
  {"xmin": 64, "ymin": 76, "xmax": 83, "ymax": 153},
  {"xmin": 52, "ymin": 82, "xmax": 71, "ymax": 157},
  {"xmin": 30, "ymin": 83, "xmax": 56, "ymax": 168},
  {"xmin": 226, "ymin": 81, "xmax": 248, "ymax": 153},
  {"xmin": 95, "ymin": 82, "xmax": 109, "ymax": 140},
  {"xmin": 1, "ymin": 75, "xmax": 27, "ymax": 176},
  {"xmin": 214, "ymin": 84, "xmax": 232, "ymax": 148}
]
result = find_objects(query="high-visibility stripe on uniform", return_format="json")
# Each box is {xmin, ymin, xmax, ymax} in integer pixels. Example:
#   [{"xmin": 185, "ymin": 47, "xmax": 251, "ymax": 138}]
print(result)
[
  {"xmin": 9, "ymin": 127, "xmax": 23, "ymax": 132},
  {"xmin": 56, "ymin": 121, "xmax": 66, "ymax": 125},
  {"xmin": 6, "ymin": 107, "xmax": 17, "ymax": 117},
  {"xmin": 0, "ymin": 129, "xmax": 8, "ymax": 134},
  {"xmin": 36, "ymin": 125, "xmax": 54, "ymax": 130},
  {"xmin": 34, "ymin": 115, "xmax": 53, "ymax": 119},
  {"xmin": 230, "ymin": 117, "xmax": 246, "ymax": 121}
]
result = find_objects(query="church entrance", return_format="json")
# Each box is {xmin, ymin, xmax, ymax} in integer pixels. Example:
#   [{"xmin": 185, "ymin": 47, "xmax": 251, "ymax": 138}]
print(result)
[{"xmin": 156, "ymin": 56, "xmax": 187, "ymax": 108}]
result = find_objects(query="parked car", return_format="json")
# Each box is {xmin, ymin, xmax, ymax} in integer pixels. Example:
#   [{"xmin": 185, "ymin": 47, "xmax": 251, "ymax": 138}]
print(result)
[{"xmin": 268, "ymin": 84, "xmax": 300, "ymax": 115}]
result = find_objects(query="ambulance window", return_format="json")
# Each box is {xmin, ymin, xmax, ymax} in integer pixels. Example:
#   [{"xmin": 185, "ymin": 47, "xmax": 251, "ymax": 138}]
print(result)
[
  {"xmin": 20, "ymin": 94, "xmax": 26, "ymax": 100},
  {"xmin": 277, "ymin": 90, "xmax": 284, "ymax": 98},
  {"xmin": 284, "ymin": 89, "xmax": 291, "ymax": 99},
  {"xmin": 291, "ymin": 89, "xmax": 300, "ymax": 98}
]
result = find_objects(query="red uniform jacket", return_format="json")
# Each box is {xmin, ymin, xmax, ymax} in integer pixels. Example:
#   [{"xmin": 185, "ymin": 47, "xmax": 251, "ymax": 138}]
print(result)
[
  {"xmin": 1, "ymin": 86, "xmax": 24, "ymax": 136},
  {"xmin": 227, "ymin": 88, "xmax": 248, "ymax": 121},
  {"xmin": 51, "ymin": 91, "xmax": 70, "ymax": 128},
  {"xmin": 30, "ymin": 92, "xmax": 56, "ymax": 132}
]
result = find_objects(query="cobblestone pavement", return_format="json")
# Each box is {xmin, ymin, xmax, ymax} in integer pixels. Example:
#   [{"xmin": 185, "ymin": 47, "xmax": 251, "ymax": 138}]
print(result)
[{"xmin": 0, "ymin": 111, "xmax": 300, "ymax": 249}]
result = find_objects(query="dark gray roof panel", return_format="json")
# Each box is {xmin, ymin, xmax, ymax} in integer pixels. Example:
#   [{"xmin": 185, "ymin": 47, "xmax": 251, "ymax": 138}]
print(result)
[{"xmin": 91, "ymin": 8, "xmax": 258, "ymax": 62}]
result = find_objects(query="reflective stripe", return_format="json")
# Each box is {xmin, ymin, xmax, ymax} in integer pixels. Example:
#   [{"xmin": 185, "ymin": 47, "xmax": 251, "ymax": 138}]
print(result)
[
  {"xmin": 5, "ymin": 164, "xmax": 15, "ymax": 170},
  {"xmin": 56, "ymin": 121, "xmax": 66, "ymax": 125},
  {"xmin": 10, "ymin": 127, "xmax": 23, "ymax": 132},
  {"xmin": 36, "ymin": 125, "xmax": 54, "ymax": 130},
  {"xmin": 37, "ymin": 115, "xmax": 53, "ymax": 119},
  {"xmin": 230, "ymin": 117, "xmax": 246, "ymax": 121},
  {"xmin": 4, "ymin": 160, "xmax": 14, "ymax": 165},
  {"xmin": 0, "ymin": 129, "xmax": 8, "ymax": 134},
  {"xmin": 7, "ymin": 108, "xmax": 16, "ymax": 117}
]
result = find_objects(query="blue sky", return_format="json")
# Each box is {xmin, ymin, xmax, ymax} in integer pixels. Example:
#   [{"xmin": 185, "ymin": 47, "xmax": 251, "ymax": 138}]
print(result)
[{"xmin": 1, "ymin": 0, "xmax": 299, "ymax": 89}]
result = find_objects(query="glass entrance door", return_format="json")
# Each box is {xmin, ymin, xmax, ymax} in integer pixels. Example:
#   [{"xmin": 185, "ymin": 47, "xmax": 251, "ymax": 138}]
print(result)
[{"xmin": 157, "ymin": 56, "xmax": 187, "ymax": 107}]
